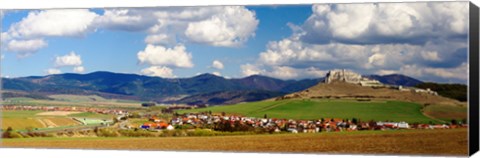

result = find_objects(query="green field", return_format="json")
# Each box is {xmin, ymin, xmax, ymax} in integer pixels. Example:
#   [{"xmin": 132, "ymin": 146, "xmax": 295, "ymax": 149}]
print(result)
[
  {"xmin": 424, "ymin": 104, "xmax": 467, "ymax": 121},
  {"xmin": 3, "ymin": 95, "xmax": 144, "ymax": 108},
  {"xmin": 179, "ymin": 99, "xmax": 439, "ymax": 123},
  {"xmin": 2, "ymin": 110, "xmax": 48, "ymax": 130},
  {"xmin": 68, "ymin": 112, "xmax": 113, "ymax": 119},
  {"xmin": 1, "ymin": 110, "xmax": 110, "ymax": 130}
]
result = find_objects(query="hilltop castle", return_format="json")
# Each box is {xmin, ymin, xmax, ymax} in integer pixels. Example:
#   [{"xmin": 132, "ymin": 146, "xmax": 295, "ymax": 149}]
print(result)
[{"xmin": 324, "ymin": 69, "xmax": 383, "ymax": 87}]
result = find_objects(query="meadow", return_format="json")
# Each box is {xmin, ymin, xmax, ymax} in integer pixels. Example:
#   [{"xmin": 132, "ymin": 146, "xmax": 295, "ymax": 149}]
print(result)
[
  {"xmin": 1, "ymin": 128, "xmax": 467, "ymax": 156},
  {"xmin": 1, "ymin": 110, "xmax": 111, "ymax": 131},
  {"xmin": 3, "ymin": 95, "xmax": 143, "ymax": 108},
  {"xmin": 179, "ymin": 99, "xmax": 440, "ymax": 123}
]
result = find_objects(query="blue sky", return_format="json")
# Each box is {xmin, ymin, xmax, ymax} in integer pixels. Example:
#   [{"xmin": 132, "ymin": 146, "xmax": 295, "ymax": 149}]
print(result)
[{"xmin": 0, "ymin": 2, "xmax": 470, "ymax": 84}]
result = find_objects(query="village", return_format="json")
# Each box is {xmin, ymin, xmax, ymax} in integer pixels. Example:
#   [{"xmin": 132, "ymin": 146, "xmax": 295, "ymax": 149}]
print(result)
[
  {"xmin": 135, "ymin": 112, "xmax": 467, "ymax": 134},
  {"xmin": 1, "ymin": 104, "xmax": 467, "ymax": 138}
]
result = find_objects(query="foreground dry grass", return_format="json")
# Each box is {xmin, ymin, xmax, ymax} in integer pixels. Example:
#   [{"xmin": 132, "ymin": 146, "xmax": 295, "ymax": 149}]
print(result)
[{"xmin": 1, "ymin": 129, "xmax": 467, "ymax": 156}]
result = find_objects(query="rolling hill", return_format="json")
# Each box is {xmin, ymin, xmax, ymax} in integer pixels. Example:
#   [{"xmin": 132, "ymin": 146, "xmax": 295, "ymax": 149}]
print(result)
[
  {"xmin": 178, "ymin": 70, "xmax": 466, "ymax": 123},
  {"xmin": 2, "ymin": 72, "xmax": 323, "ymax": 104},
  {"xmin": 2, "ymin": 71, "xmax": 445, "ymax": 105}
]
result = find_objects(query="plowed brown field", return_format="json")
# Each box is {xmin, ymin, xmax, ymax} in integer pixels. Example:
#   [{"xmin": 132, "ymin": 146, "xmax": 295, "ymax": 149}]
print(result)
[{"xmin": 1, "ymin": 128, "xmax": 468, "ymax": 156}]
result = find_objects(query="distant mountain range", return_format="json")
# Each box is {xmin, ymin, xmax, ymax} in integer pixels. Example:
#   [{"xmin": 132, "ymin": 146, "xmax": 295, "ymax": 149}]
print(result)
[{"xmin": 2, "ymin": 71, "xmax": 425, "ymax": 105}]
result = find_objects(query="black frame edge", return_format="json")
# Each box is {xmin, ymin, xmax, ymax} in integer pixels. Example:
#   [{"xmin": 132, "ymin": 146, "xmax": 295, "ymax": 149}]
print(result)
[{"xmin": 469, "ymin": 1, "xmax": 480, "ymax": 156}]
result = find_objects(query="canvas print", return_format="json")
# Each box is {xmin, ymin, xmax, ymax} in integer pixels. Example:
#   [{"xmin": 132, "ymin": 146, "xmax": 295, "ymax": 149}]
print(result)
[{"xmin": 0, "ymin": 2, "xmax": 471, "ymax": 156}]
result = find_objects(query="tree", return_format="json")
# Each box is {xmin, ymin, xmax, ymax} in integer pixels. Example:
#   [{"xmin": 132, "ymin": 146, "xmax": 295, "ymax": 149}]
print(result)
[
  {"xmin": 450, "ymin": 119, "xmax": 458, "ymax": 125},
  {"xmin": 352, "ymin": 118, "xmax": 358, "ymax": 125},
  {"xmin": 130, "ymin": 112, "xmax": 141, "ymax": 118}
]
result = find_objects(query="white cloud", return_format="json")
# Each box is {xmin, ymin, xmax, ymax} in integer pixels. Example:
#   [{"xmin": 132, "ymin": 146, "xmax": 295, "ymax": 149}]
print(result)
[
  {"xmin": 184, "ymin": 6, "xmax": 258, "ymax": 47},
  {"xmin": 55, "ymin": 52, "xmax": 83, "ymax": 67},
  {"xmin": 73, "ymin": 66, "xmax": 85, "ymax": 73},
  {"xmin": 96, "ymin": 7, "xmax": 258, "ymax": 47},
  {"xmin": 375, "ymin": 70, "xmax": 398, "ymax": 75},
  {"xmin": 246, "ymin": 2, "xmax": 468, "ymax": 83},
  {"xmin": 3, "ymin": 9, "xmax": 98, "ymax": 56},
  {"xmin": 241, "ymin": 63, "xmax": 264, "ymax": 77},
  {"xmin": 421, "ymin": 51, "xmax": 441, "ymax": 61},
  {"xmin": 211, "ymin": 60, "xmax": 224, "ymax": 70},
  {"xmin": 399, "ymin": 62, "xmax": 468, "ymax": 81},
  {"xmin": 258, "ymin": 38, "xmax": 335, "ymax": 66},
  {"xmin": 137, "ymin": 44, "xmax": 193, "ymax": 68},
  {"xmin": 144, "ymin": 34, "xmax": 176, "ymax": 46},
  {"xmin": 240, "ymin": 64, "xmax": 327, "ymax": 80},
  {"xmin": 46, "ymin": 68, "xmax": 61, "ymax": 75},
  {"xmin": 250, "ymin": 33, "xmax": 466, "ymax": 81},
  {"xmin": 7, "ymin": 9, "xmax": 98, "ymax": 38},
  {"xmin": 267, "ymin": 66, "xmax": 299, "ymax": 80},
  {"xmin": 367, "ymin": 53, "xmax": 386, "ymax": 68},
  {"xmin": 301, "ymin": 2, "xmax": 468, "ymax": 44},
  {"xmin": 6, "ymin": 39, "xmax": 47, "ymax": 57},
  {"xmin": 94, "ymin": 9, "xmax": 154, "ymax": 32},
  {"xmin": 212, "ymin": 71, "xmax": 222, "ymax": 76},
  {"xmin": 140, "ymin": 66, "xmax": 176, "ymax": 78}
]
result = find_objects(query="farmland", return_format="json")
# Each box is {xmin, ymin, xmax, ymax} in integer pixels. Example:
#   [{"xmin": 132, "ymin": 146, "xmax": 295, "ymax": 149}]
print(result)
[
  {"xmin": 179, "ymin": 99, "xmax": 440, "ymax": 123},
  {"xmin": 3, "ymin": 95, "xmax": 143, "ymax": 108},
  {"xmin": 1, "ymin": 128, "xmax": 467, "ymax": 156},
  {"xmin": 1, "ymin": 110, "xmax": 111, "ymax": 131},
  {"xmin": 423, "ymin": 104, "xmax": 467, "ymax": 121}
]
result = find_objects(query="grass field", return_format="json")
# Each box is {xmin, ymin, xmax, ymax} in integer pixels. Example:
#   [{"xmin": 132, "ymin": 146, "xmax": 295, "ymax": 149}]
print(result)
[
  {"xmin": 1, "ymin": 110, "xmax": 107, "ymax": 130},
  {"xmin": 0, "ymin": 128, "xmax": 467, "ymax": 156},
  {"xmin": 424, "ymin": 104, "xmax": 467, "ymax": 121},
  {"xmin": 179, "ymin": 99, "xmax": 438, "ymax": 123},
  {"xmin": 68, "ymin": 112, "xmax": 113, "ymax": 120},
  {"xmin": 3, "ymin": 95, "xmax": 143, "ymax": 108}
]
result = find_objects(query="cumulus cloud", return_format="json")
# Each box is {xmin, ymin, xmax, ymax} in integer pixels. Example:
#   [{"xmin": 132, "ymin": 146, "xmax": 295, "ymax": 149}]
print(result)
[
  {"xmin": 96, "ymin": 6, "xmax": 258, "ymax": 47},
  {"xmin": 47, "ymin": 51, "xmax": 86, "ymax": 74},
  {"xmin": 241, "ymin": 63, "xmax": 264, "ymax": 77},
  {"xmin": 73, "ymin": 66, "xmax": 85, "ymax": 73},
  {"xmin": 240, "ymin": 64, "xmax": 327, "ymax": 80},
  {"xmin": 421, "ymin": 51, "xmax": 441, "ymax": 61},
  {"xmin": 137, "ymin": 44, "xmax": 193, "ymax": 68},
  {"xmin": 6, "ymin": 39, "xmax": 47, "ymax": 57},
  {"xmin": 7, "ymin": 9, "xmax": 98, "ymax": 39},
  {"xmin": 184, "ymin": 7, "xmax": 258, "ymax": 47},
  {"xmin": 144, "ymin": 33, "xmax": 176, "ymax": 46},
  {"xmin": 55, "ymin": 51, "xmax": 83, "ymax": 67},
  {"xmin": 300, "ymin": 2, "xmax": 468, "ymax": 45},
  {"xmin": 244, "ymin": 2, "xmax": 468, "ymax": 83},
  {"xmin": 398, "ymin": 62, "xmax": 468, "ymax": 82},
  {"xmin": 46, "ymin": 68, "xmax": 61, "ymax": 75},
  {"xmin": 94, "ymin": 9, "xmax": 155, "ymax": 32},
  {"xmin": 140, "ymin": 66, "xmax": 176, "ymax": 78},
  {"xmin": 211, "ymin": 60, "xmax": 224, "ymax": 70},
  {"xmin": 212, "ymin": 71, "xmax": 222, "ymax": 76},
  {"xmin": 3, "ymin": 9, "xmax": 98, "ymax": 56}
]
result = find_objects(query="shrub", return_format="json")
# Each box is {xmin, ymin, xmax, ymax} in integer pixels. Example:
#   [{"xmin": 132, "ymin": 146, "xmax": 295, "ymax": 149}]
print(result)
[
  {"xmin": 118, "ymin": 129, "xmax": 156, "ymax": 137},
  {"xmin": 187, "ymin": 129, "xmax": 216, "ymax": 137},
  {"xmin": 96, "ymin": 128, "xmax": 120, "ymax": 137},
  {"xmin": 9, "ymin": 132, "xmax": 24, "ymax": 138}
]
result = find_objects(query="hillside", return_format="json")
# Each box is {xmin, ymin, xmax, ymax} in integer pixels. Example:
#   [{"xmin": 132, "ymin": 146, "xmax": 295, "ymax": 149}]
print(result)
[
  {"xmin": 172, "ymin": 90, "xmax": 286, "ymax": 106},
  {"xmin": 178, "ymin": 70, "xmax": 466, "ymax": 123},
  {"xmin": 366, "ymin": 74, "xmax": 423, "ymax": 87},
  {"xmin": 278, "ymin": 81, "xmax": 464, "ymax": 106},
  {"xmin": 3, "ymin": 71, "xmax": 458, "ymax": 105},
  {"xmin": 2, "ymin": 72, "xmax": 321, "ymax": 104},
  {"xmin": 178, "ymin": 99, "xmax": 438, "ymax": 123},
  {"xmin": 415, "ymin": 82, "xmax": 467, "ymax": 102}
]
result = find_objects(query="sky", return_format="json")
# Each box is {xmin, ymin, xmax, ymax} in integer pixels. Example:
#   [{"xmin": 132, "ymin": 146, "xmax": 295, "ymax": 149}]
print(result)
[{"xmin": 0, "ymin": 2, "xmax": 470, "ymax": 84}]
